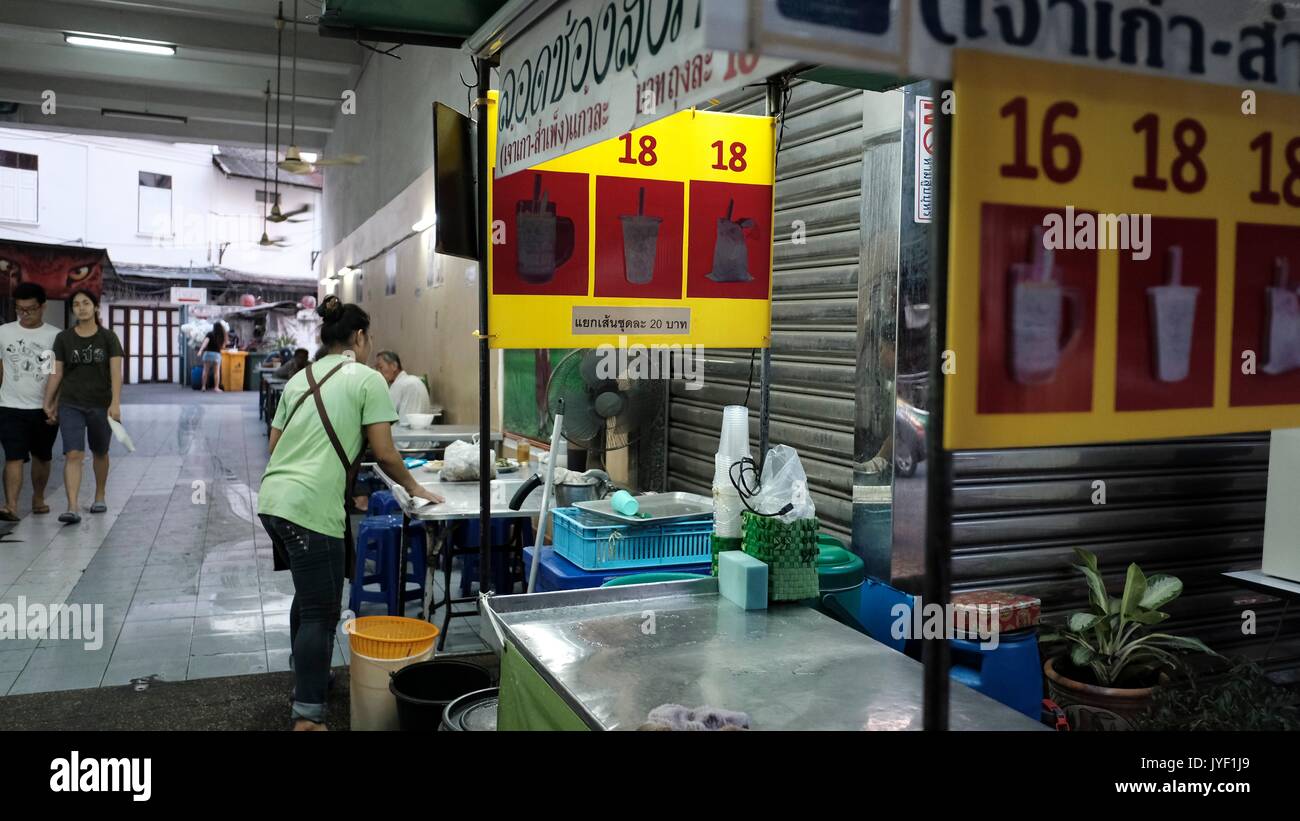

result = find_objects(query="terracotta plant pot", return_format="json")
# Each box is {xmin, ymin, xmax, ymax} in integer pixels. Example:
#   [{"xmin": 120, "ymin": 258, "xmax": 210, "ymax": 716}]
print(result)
[{"xmin": 1044, "ymin": 656, "xmax": 1164, "ymax": 731}]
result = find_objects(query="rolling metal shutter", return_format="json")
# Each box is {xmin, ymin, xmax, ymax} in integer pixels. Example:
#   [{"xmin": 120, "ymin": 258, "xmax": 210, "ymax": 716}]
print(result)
[
  {"xmin": 666, "ymin": 81, "xmax": 865, "ymax": 541},
  {"xmin": 949, "ymin": 434, "xmax": 1300, "ymax": 675}
]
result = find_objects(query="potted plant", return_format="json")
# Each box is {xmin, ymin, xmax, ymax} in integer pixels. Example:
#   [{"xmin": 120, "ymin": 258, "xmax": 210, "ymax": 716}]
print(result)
[{"xmin": 1039, "ymin": 548, "xmax": 1218, "ymax": 730}]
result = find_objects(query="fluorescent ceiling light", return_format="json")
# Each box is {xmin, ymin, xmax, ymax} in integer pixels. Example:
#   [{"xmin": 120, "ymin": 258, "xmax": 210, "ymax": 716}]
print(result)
[
  {"xmin": 65, "ymin": 33, "xmax": 176, "ymax": 56},
  {"xmin": 300, "ymin": 152, "xmax": 318, "ymax": 163},
  {"xmin": 333, "ymin": 266, "xmax": 354, "ymax": 279},
  {"xmin": 102, "ymin": 108, "xmax": 188, "ymax": 125},
  {"xmin": 412, "ymin": 216, "xmax": 435, "ymax": 233}
]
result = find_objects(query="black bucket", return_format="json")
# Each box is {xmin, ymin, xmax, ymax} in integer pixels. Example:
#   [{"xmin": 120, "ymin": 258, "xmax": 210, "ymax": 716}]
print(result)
[
  {"xmin": 439, "ymin": 687, "xmax": 499, "ymax": 731},
  {"xmin": 389, "ymin": 659, "xmax": 492, "ymax": 731}
]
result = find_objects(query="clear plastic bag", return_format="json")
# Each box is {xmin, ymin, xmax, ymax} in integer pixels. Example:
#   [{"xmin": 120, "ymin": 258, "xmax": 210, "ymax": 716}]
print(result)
[
  {"xmin": 751, "ymin": 445, "xmax": 815, "ymax": 524},
  {"xmin": 440, "ymin": 438, "xmax": 496, "ymax": 482}
]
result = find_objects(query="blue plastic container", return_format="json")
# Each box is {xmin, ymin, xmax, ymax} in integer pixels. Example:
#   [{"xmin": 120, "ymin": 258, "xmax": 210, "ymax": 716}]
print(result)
[
  {"xmin": 551, "ymin": 507, "xmax": 713, "ymax": 571},
  {"xmin": 522, "ymin": 546, "xmax": 711, "ymax": 592},
  {"xmin": 950, "ymin": 629, "xmax": 1043, "ymax": 719}
]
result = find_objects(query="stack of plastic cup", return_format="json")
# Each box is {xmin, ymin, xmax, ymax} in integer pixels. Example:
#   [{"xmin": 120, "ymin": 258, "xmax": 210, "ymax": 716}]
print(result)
[
  {"xmin": 718, "ymin": 405, "xmax": 751, "ymax": 463},
  {"xmin": 712, "ymin": 405, "xmax": 751, "ymax": 538}
]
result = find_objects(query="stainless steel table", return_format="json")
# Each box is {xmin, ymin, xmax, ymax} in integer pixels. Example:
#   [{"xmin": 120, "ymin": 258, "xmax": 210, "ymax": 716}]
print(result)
[
  {"xmin": 481, "ymin": 579, "xmax": 1048, "ymax": 731},
  {"xmin": 1223, "ymin": 569, "xmax": 1300, "ymax": 600},
  {"xmin": 370, "ymin": 464, "xmax": 547, "ymax": 649},
  {"xmin": 389, "ymin": 424, "xmax": 503, "ymax": 450}
]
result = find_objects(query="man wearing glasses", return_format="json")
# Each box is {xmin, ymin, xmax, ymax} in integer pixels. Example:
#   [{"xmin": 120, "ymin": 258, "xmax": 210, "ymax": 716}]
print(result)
[{"xmin": 0, "ymin": 283, "xmax": 61, "ymax": 522}]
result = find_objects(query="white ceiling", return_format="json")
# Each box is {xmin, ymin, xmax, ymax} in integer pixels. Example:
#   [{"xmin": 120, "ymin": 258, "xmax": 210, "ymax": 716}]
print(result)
[{"xmin": 0, "ymin": 0, "xmax": 362, "ymax": 151}]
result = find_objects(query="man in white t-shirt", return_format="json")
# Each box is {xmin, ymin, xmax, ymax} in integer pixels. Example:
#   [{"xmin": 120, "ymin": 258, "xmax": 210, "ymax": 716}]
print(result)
[
  {"xmin": 374, "ymin": 350, "xmax": 433, "ymax": 421},
  {"xmin": 0, "ymin": 282, "xmax": 61, "ymax": 521}
]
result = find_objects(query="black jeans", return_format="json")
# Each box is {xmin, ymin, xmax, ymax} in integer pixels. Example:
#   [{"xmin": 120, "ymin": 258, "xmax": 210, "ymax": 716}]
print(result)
[{"xmin": 259, "ymin": 514, "xmax": 344, "ymax": 724}]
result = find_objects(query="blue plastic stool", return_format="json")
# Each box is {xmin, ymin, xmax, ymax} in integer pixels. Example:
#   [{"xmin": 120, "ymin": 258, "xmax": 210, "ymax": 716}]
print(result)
[
  {"xmin": 349, "ymin": 515, "xmax": 428, "ymax": 615},
  {"xmin": 367, "ymin": 490, "xmax": 400, "ymax": 517},
  {"xmin": 452, "ymin": 519, "xmax": 533, "ymax": 596},
  {"xmin": 392, "ymin": 516, "xmax": 428, "ymax": 613},
  {"xmin": 950, "ymin": 628, "xmax": 1042, "ymax": 719},
  {"xmin": 820, "ymin": 576, "xmax": 915, "ymax": 652}
]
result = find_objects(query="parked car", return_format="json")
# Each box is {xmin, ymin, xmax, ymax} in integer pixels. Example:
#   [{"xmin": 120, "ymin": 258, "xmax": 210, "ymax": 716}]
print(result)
[{"xmin": 895, "ymin": 398, "xmax": 928, "ymax": 477}]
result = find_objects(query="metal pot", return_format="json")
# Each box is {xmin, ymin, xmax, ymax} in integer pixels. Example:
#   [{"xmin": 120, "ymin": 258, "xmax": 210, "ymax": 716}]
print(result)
[{"xmin": 508, "ymin": 468, "xmax": 617, "ymax": 510}]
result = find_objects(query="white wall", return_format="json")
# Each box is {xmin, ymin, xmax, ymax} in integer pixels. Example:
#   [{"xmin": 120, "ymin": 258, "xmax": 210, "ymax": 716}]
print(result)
[
  {"xmin": 0, "ymin": 127, "xmax": 319, "ymax": 279},
  {"xmin": 319, "ymin": 166, "xmax": 499, "ymax": 428}
]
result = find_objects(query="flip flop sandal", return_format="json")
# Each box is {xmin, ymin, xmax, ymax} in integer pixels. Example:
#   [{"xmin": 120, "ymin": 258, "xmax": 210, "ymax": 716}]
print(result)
[
  {"xmin": 58, "ymin": 512, "xmax": 82, "ymax": 525},
  {"xmin": 31, "ymin": 505, "xmax": 50, "ymax": 515},
  {"xmin": 0, "ymin": 510, "xmax": 19, "ymax": 523},
  {"xmin": 90, "ymin": 502, "xmax": 108, "ymax": 514}
]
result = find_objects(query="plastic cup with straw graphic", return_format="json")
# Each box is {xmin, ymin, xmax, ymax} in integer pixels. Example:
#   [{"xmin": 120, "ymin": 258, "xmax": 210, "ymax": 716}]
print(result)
[
  {"xmin": 1147, "ymin": 245, "xmax": 1199, "ymax": 383},
  {"xmin": 1263, "ymin": 256, "xmax": 1300, "ymax": 375},
  {"xmin": 621, "ymin": 186, "xmax": 662, "ymax": 284}
]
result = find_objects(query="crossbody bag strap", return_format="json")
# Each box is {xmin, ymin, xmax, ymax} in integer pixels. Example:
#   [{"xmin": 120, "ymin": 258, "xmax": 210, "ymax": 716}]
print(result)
[
  {"xmin": 281, "ymin": 361, "xmax": 346, "ymax": 430},
  {"xmin": 304, "ymin": 363, "xmax": 360, "ymax": 484}
]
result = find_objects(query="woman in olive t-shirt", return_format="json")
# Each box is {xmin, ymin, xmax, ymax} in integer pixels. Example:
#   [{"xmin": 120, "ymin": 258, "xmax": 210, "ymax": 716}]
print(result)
[
  {"xmin": 42, "ymin": 289, "xmax": 124, "ymax": 525},
  {"xmin": 257, "ymin": 296, "xmax": 441, "ymax": 731}
]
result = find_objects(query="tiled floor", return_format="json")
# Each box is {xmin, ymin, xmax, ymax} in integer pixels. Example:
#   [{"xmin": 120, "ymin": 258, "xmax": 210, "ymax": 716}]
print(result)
[{"xmin": 0, "ymin": 384, "xmax": 490, "ymax": 698}]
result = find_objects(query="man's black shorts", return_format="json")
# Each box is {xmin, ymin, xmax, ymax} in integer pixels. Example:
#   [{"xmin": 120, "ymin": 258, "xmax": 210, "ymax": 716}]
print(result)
[{"xmin": 0, "ymin": 406, "xmax": 60, "ymax": 463}]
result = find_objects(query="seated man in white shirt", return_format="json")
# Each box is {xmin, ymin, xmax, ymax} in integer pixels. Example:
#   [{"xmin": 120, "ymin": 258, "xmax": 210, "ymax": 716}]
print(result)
[{"xmin": 374, "ymin": 350, "xmax": 433, "ymax": 422}]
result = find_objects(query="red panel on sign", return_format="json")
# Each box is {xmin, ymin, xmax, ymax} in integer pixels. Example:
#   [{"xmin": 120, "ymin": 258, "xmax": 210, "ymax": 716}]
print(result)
[
  {"xmin": 492, "ymin": 169, "xmax": 590, "ymax": 296},
  {"xmin": 1230, "ymin": 223, "xmax": 1300, "ymax": 407},
  {"xmin": 977, "ymin": 203, "xmax": 1097, "ymax": 415},
  {"xmin": 1114, "ymin": 217, "xmax": 1217, "ymax": 412},
  {"xmin": 685, "ymin": 180, "xmax": 772, "ymax": 300},
  {"xmin": 593, "ymin": 176, "xmax": 684, "ymax": 299}
]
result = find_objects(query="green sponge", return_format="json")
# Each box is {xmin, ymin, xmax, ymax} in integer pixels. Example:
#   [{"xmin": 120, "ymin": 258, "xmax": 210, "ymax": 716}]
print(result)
[{"xmin": 718, "ymin": 550, "xmax": 768, "ymax": 610}]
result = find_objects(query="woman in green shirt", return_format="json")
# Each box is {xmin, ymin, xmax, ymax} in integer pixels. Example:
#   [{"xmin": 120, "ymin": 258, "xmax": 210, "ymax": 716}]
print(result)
[{"xmin": 257, "ymin": 295, "xmax": 442, "ymax": 731}]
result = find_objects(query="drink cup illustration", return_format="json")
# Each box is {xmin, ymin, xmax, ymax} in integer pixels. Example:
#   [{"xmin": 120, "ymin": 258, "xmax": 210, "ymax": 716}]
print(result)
[
  {"xmin": 516, "ymin": 173, "xmax": 575, "ymax": 284},
  {"xmin": 707, "ymin": 198, "xmax": 757, "ymax": 283},
  {"xmin": 1008, "ymin": 225, "xmax": 1084, "ymax": 385},
  {"xmin": 620, "ymin": 186, "xmax": 661, "ymax": 285},
  {"xmin": 1147, "ymin": 245, "xmax": 1199, "ymax": 383},
  {"xmin": 1262, "ymin": 256, "xmax": 1300, "ymax": 375}
]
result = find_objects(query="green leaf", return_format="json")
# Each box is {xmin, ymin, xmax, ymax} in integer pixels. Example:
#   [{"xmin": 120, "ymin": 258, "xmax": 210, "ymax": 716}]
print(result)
[
  {"xmin": 1074, "ymin": 549, "xmax": 1109, "ymax": 614},
  {"xmin": 1121, "ymin": 563, "xmax": 1148, "ymax": 618},
  {"xmin": 1128, "ymin": 608, "xmax": 1170, "ymax": 625},
  {"xmin": 1139, "ymin": 574, "xmax": 1182, "ymax": 610},
  {"xmin": 1070, "ymin": 644, "xmax": 1096, "ymax": 668},
  {"xmin": 1074, "ymin": 548, "xmax": 1100, "ymax": 573},
  {"xmin": 1142, "ymin": 633, "xmax": 1220, "ymax": 657},
  {"xmin": 1068, "ymin": 612, "xmax": 1104, "ymax": 632}
]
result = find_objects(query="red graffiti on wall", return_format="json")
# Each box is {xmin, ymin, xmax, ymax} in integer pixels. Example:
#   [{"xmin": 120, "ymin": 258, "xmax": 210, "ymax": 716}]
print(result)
[{"xmin": 0, "ymin": 242, "xmax": 107, "ymax": 300}]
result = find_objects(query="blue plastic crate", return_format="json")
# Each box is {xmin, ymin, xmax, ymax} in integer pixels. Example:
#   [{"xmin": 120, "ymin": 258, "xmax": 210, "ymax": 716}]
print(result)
[{"xmin": 551, "ymin": 507, "xmax": 713, "ymax": 571}]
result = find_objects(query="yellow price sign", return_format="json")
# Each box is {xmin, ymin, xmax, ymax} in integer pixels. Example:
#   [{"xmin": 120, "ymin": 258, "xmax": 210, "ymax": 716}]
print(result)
[
  {"xmin": 487, "ymin": 96, "xmax": 775, "ymax": 349},
  {"xmin": 945, "ymin": 50, "xmax": 1300, "ymax": 449}
]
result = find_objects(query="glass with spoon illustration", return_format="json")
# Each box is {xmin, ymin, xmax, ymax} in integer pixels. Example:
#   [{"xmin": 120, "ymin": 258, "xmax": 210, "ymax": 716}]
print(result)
[
  {"xmin": 1008, "ymin": 225, "xmax": 1083, "ymax": 385},
  {"xmin": 516, "ymin": 173, "xmax": 575, "ymax": 284}
]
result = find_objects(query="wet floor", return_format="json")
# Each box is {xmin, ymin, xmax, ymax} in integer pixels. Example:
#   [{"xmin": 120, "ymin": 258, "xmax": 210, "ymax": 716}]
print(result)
[{"xmin": 0, "ymin": 384, "xmax": 487, "ymax": 697}]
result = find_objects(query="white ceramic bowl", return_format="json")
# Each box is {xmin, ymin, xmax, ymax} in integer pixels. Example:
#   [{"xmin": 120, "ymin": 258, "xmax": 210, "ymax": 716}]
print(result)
[{"xmin": 406, "ymin": 413, "xmax": 435, "ymax": 429}]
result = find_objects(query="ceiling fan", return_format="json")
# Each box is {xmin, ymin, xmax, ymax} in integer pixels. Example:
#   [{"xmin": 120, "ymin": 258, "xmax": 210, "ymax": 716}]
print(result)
[
  {"xmin": 268, "ymin": 201, "xmax": 310, "ymax": 223},
  {"xmin": 277, "ymin": 0, "xmax": 364, "ymax": 174},
  {"xmin": 259, "ymin": 78, "xmax": 291, "ymax": 248}
]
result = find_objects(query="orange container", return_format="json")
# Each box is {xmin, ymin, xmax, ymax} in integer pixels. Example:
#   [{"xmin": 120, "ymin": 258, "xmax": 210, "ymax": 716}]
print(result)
[{"xmin": 345, "ymin": 616, "xmax": 440, "ymax": 659}]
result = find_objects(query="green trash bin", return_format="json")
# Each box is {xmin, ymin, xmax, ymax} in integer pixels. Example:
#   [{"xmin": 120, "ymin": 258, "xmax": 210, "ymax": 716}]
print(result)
[
  {"xmin": 600, "ymin": 571, "xmax": 708, "ymax": 588},
  {"xmin": 805, "ymin": 535, "xmax": 866, "ymax": 622}
]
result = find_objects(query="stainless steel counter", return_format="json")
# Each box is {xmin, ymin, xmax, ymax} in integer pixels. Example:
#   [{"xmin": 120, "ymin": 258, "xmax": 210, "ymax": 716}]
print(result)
[{"xmin": 481, "ymin": 579, "xmax": 1047, "ymax": 731}]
